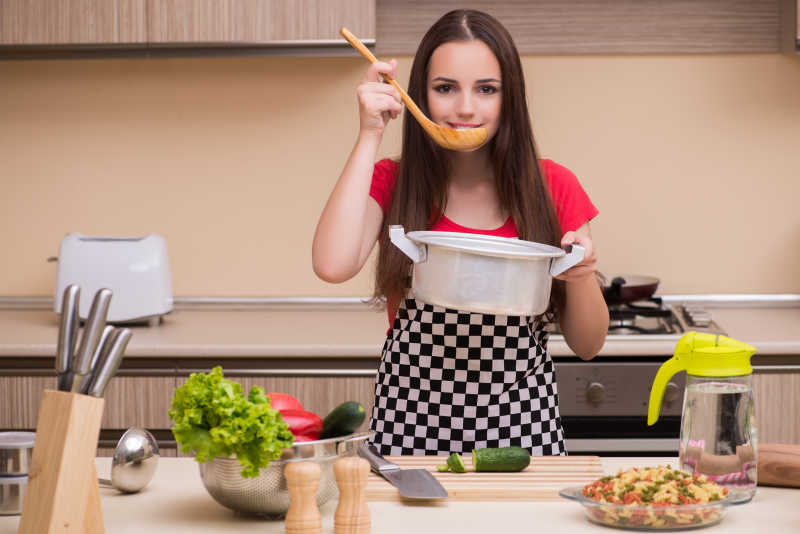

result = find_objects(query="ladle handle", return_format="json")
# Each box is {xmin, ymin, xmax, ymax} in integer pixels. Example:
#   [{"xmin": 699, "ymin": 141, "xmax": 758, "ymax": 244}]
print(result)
[{"xmin": 340, "ymin": 27, "xmax": 429, "ymax": 127}]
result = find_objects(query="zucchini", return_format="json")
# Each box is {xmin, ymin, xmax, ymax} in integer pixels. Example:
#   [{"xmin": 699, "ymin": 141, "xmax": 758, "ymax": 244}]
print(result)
[
  {"xmin": 472, "ymin": 446, "xmax": 531, "ymax": 472},
  {"xmin": 319, "ymin": 401, "xmax": 366, "ymax": 439}
]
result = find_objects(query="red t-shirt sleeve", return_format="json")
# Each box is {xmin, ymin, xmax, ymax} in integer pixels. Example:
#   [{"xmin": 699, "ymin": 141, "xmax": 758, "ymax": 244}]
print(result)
[
  {"xmin": 369, "ymin": 158, "xmax": 399, "ymax": 214},
  {"xmin": 541, "ymin": 159, "xmax": 599, "ymax": 234}
]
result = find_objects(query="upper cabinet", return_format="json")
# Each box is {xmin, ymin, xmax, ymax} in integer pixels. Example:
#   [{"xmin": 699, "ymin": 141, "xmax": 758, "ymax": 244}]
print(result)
[
  {"xmin": 148, "ymin": 0, "xmax": 374, "ymax": 44},
  {"xmin": 0, "ymin": 0, "xmax": 147, "ymax": 45},
  {"xmin": 781, "ymin": 0, "xmax": 800, "ymax": 52},
  {"xmin": 0, "ymin": 0, "xmax": 374, "ymax": 56}
]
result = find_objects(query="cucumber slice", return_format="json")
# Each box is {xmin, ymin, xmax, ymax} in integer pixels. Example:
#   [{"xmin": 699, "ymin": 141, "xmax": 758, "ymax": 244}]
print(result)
[{"xmin": 446, "ymin": 453, "xmax": 466, "ymax": 473}]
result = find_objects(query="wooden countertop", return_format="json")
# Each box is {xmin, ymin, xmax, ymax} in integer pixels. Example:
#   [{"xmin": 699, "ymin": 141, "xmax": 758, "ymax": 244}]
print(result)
[
  {"xmin": 1, "ymin": 457, "xmax": 798, "ymax": 533},
  {"xmin": 1, "ymin": 302, "xmax": 799, "ymax": 359}
]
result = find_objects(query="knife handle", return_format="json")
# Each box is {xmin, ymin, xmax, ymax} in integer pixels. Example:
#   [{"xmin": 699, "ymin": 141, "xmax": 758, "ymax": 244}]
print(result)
[
  {"xmin": 358, "ymin": 442, "xmax": 399, "ymax": 472},
  {"xmin": 56, "ymin": 284, "xmax": 80, "ymax": 391}
]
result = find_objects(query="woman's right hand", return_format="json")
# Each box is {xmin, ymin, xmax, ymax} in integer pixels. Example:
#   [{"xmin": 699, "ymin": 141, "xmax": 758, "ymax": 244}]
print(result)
[{"xmin": 357, "ymin": 59, "xmax": 403, "ymax": 137}]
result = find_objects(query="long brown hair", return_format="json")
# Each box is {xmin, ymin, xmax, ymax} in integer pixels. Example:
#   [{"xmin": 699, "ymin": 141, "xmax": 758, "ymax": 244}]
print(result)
[{"xmin": 374, "ymin": 9, "xmax": 565, "ymax": 318}]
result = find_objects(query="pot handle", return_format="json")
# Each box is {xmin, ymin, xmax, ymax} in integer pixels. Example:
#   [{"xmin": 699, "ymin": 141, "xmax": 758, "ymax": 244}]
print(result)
[
  {"xmin": 550, "ymin": 244, "xmax": 585, "ymax": 276},
  {"xmin": 389, "ymin": 225, "xmax": 426, "ymax": 263}
]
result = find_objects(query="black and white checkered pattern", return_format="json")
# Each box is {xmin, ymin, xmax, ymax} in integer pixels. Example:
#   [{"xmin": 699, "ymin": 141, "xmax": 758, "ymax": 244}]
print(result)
[{"xmin": 369, "ymin": 298, "xmax": 566, "ymax": 456}]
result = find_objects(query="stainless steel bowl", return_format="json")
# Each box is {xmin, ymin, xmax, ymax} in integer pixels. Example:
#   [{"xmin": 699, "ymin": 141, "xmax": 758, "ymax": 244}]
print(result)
[
  {"xmin": 198, "ymin": 432, "xmax": 372, "ymax": 517},
  {"xmin": 0, "ymin": 475, "xmax": 27, "ymax": 516},
  {"xmin": 0, "ymin": 432, "xmax": 35, "ymax": 476}
]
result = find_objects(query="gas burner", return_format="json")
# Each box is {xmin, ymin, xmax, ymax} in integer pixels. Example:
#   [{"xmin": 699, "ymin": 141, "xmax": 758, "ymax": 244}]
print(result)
[{"xmin": 606, "ymin": 298, "xmax": 682, "ymax": 335}]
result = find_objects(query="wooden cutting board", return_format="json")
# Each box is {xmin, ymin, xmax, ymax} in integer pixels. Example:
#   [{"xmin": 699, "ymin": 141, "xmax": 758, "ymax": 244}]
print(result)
[{"xmin": 366, "ymin": 455, "xmax": 603, "ymax": 501}]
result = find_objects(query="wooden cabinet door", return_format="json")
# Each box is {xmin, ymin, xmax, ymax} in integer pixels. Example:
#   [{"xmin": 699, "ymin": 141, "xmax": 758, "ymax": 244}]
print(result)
[
  {"xmin": 0, "ymin": 376, "xmax": 55, "ymax": 429},
  {"xmin": 148, "ymin": 0, "xmax": 375, "ymax": 43},
  {"xmin": 100, "ymin": 376, "xmax": 176, "ymax": 429},
  {"xmin": 0, "ymin": 0, "xmax": 147, "ymax": 45},
  {"xmin": 753, "ymin": 370, "xmax": 800, "ymax": 444}
]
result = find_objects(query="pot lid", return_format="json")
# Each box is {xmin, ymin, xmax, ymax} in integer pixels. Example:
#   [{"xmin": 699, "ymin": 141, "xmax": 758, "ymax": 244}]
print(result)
[{"xmin": 406, "ymin": 231, "xmax": 564, "ymax": 259}]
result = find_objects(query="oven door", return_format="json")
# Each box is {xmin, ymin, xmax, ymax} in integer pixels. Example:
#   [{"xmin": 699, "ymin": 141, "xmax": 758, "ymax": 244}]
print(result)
[{"xmin": 554, "ymin": 359, "xmax": 686, "ymax": 456}]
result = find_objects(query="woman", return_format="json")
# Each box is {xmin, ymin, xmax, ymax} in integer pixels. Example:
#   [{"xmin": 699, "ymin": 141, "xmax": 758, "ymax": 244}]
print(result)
[{"xmin": 313, "ymin": 10, "xmax": 608, "ymax": 455}]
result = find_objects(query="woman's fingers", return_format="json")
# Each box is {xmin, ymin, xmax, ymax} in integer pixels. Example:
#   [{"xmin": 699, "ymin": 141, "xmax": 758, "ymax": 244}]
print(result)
[
  {"xmin": 364, "ymin": 59, "xmax": 398, "ymax": 83},
  {"xmin": 556, "ymin": 233, "xmax": 598, "ymax": 281}
]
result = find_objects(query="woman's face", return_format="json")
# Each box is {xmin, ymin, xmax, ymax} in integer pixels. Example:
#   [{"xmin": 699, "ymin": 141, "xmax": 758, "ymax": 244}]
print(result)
[{"xmin": 426, "ymin": 40, "xmax": 502, "ymax": 146}]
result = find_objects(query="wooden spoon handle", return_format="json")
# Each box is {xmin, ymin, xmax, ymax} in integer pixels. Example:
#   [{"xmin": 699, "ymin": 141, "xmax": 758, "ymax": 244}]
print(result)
[{"xmin": 339, "ymin": 27, "xmax": 430, "ymax": 127}]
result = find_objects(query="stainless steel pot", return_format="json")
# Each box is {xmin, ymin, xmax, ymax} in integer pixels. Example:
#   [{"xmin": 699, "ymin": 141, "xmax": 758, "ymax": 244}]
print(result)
[{"xmin": 390, "ymin": 225, "xmax": 584, "ymax": 316}]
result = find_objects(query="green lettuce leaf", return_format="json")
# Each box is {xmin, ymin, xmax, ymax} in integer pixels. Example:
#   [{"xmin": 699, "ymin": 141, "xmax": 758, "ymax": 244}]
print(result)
[{"xmin": 168, "ymin": 366, "xmax": 294, "ymax": 478}]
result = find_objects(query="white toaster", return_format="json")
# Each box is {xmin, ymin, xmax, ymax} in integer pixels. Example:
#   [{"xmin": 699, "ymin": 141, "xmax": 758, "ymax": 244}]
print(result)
[{"xmin": 54, "ymin": 233, "xmax": 174, "ymax": 324}]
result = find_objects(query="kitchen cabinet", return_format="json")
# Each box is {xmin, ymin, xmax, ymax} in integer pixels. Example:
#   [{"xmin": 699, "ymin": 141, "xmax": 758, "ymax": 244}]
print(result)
[
  {"xmin": 0, "ymin": 0, "xmax": 147, "ymax": 45},
  {"xmin": 753, "ymin": 369, "xmax": 800, "ymax": 444},
  {"xmin": 1, "ymin": 360, "xmax": 377, "ymax": 457},
  {"xmin": 148, "ymin": 0, "xmax": 375, "ymax": 44},
  {"xmin": 0, "ymin": 0, "xmax": 374, "ymax": 53},
  {"xmin": 781, "ymin": 0, "xmax": 800, "ymax": 52}
]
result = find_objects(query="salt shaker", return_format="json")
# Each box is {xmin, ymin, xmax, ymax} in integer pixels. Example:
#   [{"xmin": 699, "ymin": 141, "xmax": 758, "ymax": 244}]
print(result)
[
  {"xmin": 334, "ymin": 456, "xmax": 371, "ymax": 534},
  {"xmin": 285, "ymin": 461, "xmax": 322, "ymax": 534}
]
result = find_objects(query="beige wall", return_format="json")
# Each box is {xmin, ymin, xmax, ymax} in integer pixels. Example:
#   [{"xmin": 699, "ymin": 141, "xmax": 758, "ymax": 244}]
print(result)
[{"xmin": 1, "ymin": 53, "xmax": 799, "ymax": 298}]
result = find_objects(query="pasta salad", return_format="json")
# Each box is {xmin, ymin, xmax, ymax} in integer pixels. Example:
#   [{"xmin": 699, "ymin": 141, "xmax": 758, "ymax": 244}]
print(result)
[{"xmin": 576, "ymin": 466, "xmax": 730, "ymax": 529}]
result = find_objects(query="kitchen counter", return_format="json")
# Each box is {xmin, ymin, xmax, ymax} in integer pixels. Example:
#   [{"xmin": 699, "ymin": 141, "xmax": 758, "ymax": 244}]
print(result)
[
  {"xmin": 1, "ymin": 297, "xmax": 800, "ymax": 359},
  {"xmin": 1, "ymin": 456, "xmax": 798, "ymax": 533}
]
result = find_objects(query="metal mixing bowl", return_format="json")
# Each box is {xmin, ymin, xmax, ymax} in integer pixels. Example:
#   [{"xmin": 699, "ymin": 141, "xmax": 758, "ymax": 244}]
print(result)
[{"xmin": 198, "ymin": 431, "xmax": 372, "ymax": 517}]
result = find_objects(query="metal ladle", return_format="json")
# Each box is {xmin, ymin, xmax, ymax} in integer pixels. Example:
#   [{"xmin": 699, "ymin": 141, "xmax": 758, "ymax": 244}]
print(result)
[{"xmin": 98, "ymin": 428, "xmax": 159, "ymax": 493}]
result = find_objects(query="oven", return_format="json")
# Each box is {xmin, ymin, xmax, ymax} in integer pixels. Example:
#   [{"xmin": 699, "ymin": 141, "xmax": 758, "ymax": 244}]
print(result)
[{"xmin": 551, "ymin": 298, "xmax": 726, "ymax": 456}]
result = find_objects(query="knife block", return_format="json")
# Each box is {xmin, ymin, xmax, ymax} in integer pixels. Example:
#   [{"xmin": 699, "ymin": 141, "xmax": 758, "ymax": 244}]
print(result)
[{"xmin": 18, "ymin": 390, "xmax": 105, "ymax": 534}]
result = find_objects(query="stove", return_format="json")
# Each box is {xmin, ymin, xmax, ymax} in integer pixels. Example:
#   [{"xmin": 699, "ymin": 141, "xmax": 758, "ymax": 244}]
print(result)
[{"xmin": 550, "ymin": 298, "xmax": 727, "ymax": 455}]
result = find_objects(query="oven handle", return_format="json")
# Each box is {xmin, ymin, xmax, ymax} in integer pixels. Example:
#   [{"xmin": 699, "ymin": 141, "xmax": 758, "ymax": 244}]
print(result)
[{"xmin": 565, "ymin": 438, "xmax": 679, "ymax": 452}]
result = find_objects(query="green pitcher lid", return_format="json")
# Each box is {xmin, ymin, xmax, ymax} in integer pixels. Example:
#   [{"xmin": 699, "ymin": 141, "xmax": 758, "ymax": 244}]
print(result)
[{"xmin": 674, "ymin": 332, "xmax": 756, "ymax": 377}]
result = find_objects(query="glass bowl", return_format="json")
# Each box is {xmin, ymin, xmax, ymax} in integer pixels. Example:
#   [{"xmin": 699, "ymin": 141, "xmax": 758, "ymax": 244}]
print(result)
[{"xmin": 559, "ymin": 485, "xmax": 732, "ymax": 530}]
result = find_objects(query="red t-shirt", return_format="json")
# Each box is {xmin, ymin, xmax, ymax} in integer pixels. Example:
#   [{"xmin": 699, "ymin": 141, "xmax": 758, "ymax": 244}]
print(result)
[{"xmin": 369, "ymin": 158, "xmax": 598, "ymax": 325}]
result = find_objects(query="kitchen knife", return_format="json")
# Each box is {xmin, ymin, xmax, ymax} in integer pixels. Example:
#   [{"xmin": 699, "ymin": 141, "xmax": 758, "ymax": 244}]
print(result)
[
  {"xmin": 358, "ymin": 442, "xmax": 448, "ymax": 499},
  {"xmin": 71, "ymin": 288, "xmax": 112, "ymax": 393},
  {"xmin": 76, "ymin": 325, "xmax": 115, "ymax": 395},
  {"xmin": 56, "ymin": 284, "xmax": 80, "ymax": 391},
  {"xmin": 86, "ymin": 328, "xmax": 131, "ymax": 397}
]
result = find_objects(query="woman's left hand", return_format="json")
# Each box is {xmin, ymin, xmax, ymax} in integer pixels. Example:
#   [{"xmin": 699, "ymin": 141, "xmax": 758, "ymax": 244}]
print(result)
[{"xmin": 555, "ymin": 229, "xmax": 598, "ymax": 283}]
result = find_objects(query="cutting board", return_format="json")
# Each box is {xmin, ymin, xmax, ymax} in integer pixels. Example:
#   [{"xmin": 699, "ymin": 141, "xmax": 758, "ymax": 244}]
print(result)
[{"xmin": 366, "ymin": 455, "xmax": 603, "ymax": 501}]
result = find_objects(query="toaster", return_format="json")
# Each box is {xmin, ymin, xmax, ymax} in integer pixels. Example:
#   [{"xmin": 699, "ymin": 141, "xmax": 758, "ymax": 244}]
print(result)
[{"xmin": 54, "ymin": 233, "xmax": 173, "ymax": 324}]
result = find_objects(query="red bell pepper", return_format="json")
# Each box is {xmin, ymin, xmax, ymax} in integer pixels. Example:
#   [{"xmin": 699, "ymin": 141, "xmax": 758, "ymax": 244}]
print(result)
[
  {"xmin": 266, "ymin": 392, "xmax": 304, "ymax": 412},
  {"xmin": 279, "ymin": 409, "xmax": 323, "ymax": 441}
]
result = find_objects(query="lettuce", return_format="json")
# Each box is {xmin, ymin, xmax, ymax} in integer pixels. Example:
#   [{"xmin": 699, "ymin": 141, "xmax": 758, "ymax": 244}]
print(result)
[{"xmin": 169, "ymin": 366, "xmax": 294, "ymax": 478}]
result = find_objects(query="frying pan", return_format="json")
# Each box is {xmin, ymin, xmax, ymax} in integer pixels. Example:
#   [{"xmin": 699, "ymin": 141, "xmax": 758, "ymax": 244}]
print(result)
[{"xmin": 600, "ymin": 274, "xmax": 660, "ymax": 305}]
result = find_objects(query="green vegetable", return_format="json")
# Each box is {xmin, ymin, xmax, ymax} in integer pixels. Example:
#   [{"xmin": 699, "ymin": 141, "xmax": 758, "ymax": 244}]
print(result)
[
  {"xmin": 436, "ymin": 464, "xmax": 450, "ymax": 472},
  {"xmin": 472, "ymin": 446, "xmax": 531, "ymax": 472},
  {"xmin": 446, "ymin": 453, "xmax": 466, "ymax": 473},
  {"xmin": 319, "ymin": 401, "xmax": 367, "ymax": 439},
  {"xmin": 168, "ymin": 366, "xmax": 294, "ymax": 478}
]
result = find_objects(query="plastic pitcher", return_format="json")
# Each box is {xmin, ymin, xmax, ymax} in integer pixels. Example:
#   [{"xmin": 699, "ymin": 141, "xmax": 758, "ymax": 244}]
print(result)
[{"xmin": 648, "ymin": 331, "xmax": 757, "ymax": 503}]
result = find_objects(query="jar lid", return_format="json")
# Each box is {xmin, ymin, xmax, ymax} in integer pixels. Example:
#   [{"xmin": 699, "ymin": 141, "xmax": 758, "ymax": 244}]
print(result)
[
  {"xmin": 0, "ymin": 432, "xmax": 36, "ymax": 449},
  {"xmin": 407, "ymin": 231, "xmax": 564, "ymax": 259},
  {"xmin": 0, "ymin": 475, "xmax": 28, "ymax": 484}
]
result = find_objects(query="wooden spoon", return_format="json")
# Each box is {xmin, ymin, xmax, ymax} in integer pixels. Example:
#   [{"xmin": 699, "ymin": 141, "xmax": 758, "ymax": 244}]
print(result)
[{"xmin": 340, "ymin": 27, "xmax": 488, "ymax": 152}]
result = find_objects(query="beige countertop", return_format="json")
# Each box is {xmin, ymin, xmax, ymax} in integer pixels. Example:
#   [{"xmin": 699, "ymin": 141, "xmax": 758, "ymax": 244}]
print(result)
[
  {"xmin": 1, "ymin": 457, "xmax": 798, "ymax": 533},
  {"xmin": 1, "ymin": 300, "xmax": 799, "ymax": 359}
]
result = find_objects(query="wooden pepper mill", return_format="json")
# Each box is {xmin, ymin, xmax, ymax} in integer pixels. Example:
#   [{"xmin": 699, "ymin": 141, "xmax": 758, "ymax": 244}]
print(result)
[
  {"xmin": 334, "ymin": 456, "xmax": 371, "ymax": 534},
  {"xmin": 285, "ymin": 461, "xmax": 322, "ymax": 534}
]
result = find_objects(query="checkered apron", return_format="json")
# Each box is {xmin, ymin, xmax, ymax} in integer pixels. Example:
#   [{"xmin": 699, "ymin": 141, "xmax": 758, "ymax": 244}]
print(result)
[{"xmin": 369, "ymin": 297, "xmax": 567, "ymax": 456}]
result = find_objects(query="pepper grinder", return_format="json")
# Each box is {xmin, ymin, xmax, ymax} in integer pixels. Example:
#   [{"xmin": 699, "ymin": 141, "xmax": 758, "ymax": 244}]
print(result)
[
  {"xmin": 334, "ymin": 456, "xmax": 371, "ymax": 534},
  {"xmin": 285, "ymin": 461, "xmax": 322, "ymax": 534}
]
